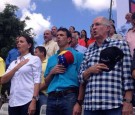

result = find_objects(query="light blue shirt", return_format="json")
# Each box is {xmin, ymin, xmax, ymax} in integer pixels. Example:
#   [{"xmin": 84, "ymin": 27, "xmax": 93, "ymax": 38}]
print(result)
[
  {"xmin": 44, "ymin": 47, "xmax": 83, "ymax": 93},
  {"xmin": 117, "ymin": 22, "xmax": 132, "ymax": 38},
  {"xmin": 6, "ymin": 48, "xmax": 20, "ymax": 68},
  {"xmin": 74, "ymin": 44, "xmax": 87, "ymax": 54}
]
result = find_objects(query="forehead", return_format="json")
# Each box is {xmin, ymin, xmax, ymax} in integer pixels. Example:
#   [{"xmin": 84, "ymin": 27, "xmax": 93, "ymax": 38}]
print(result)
[
  {"xmin": 93, "ymin": 17, "xmax": 102, "ymax": 23},
  {"xmin": 44, "ymin": 30, "xmax": 51, "ymax": 34},
  {"xmin": 35, "ymin": 48, "xmax": 40, "ymax": 52},
  {"xmin": 18, "ymin": 36, "xmax": 26, "ymax": 40},
  {"xmin": 57, "ymin": 30, "xmax": 66, "ymax": 35},
  {"xmin": 52, "ymin": 27, "xmax": 56, "ymax": 30}
]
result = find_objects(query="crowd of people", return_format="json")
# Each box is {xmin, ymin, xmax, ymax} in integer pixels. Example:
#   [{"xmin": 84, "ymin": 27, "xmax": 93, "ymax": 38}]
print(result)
[{"xmin": 0, "ymin": 12, "xmax": 135, "ymax": 115}]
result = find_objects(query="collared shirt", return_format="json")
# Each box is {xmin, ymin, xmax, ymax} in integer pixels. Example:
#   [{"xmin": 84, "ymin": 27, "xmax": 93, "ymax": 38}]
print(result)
[
  {"xmin": 79, "ymin": 38, "xmax": 133, "ymax": 110},
  {"xmin": 0, "ymin": 57, "xmax": 5, "ymax": 76},
  {"xmin": 6, "ymin": 48, "xmax": 20, "ymax": 68},
  {"xmin": 74, "ymin": 44, "xmax": 87, "ymax": 54},
  {"xmin": 126, "ymin": 29, "xmax": 135, "ymax": 57},
  {"xmin": 5, "ymin": 53, "xmax": 42, "ymax": 107},
  {"xmin": 43, "ymin": 39, "xmax": 59, "ymax": 59},
  {"xmin": 44, "ymin": 47, "xmax": 83, "ymax": 93},
  {"xmin": 117, "ymin": 22, "xmax": 132, "ymax": 38}
]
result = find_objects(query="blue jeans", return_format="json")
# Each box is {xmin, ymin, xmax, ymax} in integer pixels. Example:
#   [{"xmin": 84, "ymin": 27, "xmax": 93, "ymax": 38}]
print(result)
[
  {"xmin": 46, "ymin": 93, "xmax": 77, "ymax": 115},
  {"xmin": 84, "ymin": 107, "xmax": 122, "ymax": 115}
]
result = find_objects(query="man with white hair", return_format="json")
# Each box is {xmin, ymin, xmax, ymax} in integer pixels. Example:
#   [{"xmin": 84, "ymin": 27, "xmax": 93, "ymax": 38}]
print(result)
[
  {"xmin": 43, "ymin": 29, "xmax": 59, "ymax": 59},
  {"xmin": 73, "ymin": 16, "xmax": 134, "ymax": 115}
]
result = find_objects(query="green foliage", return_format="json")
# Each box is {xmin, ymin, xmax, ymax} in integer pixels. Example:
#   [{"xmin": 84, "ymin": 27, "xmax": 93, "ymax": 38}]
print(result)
[{"xmin": 0, "ymin": 4, "xmax": 34, "ymax": 59}]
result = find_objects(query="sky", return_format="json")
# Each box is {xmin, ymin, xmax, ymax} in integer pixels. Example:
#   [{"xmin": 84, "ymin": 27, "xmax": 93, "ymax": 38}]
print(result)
[{"xmin": 0, "ymin": 0, "xmax": 117, "ymax": 46}]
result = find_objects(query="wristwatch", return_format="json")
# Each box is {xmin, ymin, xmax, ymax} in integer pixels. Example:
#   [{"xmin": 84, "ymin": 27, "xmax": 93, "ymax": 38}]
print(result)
[
  {"xmin": 32, "ymin": 96, "xmax": 39, "ymax": 101},
  {"xmin": 76, "ymin": 100, "xmax": 83, "ymax": 106},
  {"xmin": 123, "ymin": 98, "xmax": 132, "ymax": 103}
]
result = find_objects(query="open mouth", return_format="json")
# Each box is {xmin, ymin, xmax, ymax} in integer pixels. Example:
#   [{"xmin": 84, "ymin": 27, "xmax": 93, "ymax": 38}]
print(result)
[{"xmin": 93, "ymin": 31, "xmax": 97, "ymax": 36}]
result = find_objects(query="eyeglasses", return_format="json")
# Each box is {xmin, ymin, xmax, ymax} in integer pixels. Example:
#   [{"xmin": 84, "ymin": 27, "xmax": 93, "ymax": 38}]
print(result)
[{"xmin": 91, "ymin": 22, "xmax": 108, "ymax": 28}]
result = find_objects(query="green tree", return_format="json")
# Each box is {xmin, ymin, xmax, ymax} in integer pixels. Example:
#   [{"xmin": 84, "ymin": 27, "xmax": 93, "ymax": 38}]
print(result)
[{"xmin": 0, "ymin": 4, "xmax": 33, "ymax": 59}]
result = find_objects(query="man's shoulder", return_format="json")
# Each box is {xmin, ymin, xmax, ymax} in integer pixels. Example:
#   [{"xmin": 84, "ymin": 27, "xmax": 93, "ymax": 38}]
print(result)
[
  {"xmin": 78, "ymin": 44, "xmax": 87, "ymax": 49},
  {"xmin": 48, "ymin": 53, "xmax": 57, "ymax": 60},
  {"xmin": 8, "ymin": 48, "xmax": 18, "ymax": 53}
]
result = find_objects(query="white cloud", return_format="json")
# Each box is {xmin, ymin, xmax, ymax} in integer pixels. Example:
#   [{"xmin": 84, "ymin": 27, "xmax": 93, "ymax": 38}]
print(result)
[
  {"xmin": 0, "ymin": 0, "xmax": 52, "ymax": 44},
  {"xmin": 72, "ymin": 0, "xmax": 116, "ymax": 12},
  {"xmin": 21, "ymin": 9, "xmax": 51, "ymax": 38},
  {"xmin": 0, "ymin": 0, "xmax": 31, "ymax": 11}
]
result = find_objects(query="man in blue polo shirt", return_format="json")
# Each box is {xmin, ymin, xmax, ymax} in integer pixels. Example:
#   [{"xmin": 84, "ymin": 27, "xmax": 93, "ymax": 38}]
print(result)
[{"xmin": 44, "ymin": 27, "xmax": 83, "ymax": 115}]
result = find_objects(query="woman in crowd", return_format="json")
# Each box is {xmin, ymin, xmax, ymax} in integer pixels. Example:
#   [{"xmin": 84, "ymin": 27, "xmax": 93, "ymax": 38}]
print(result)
[
  {"xmin": 78, "ymin": 29, "xmax": 89, "ymax": 47},
  {"xmin": 109, "ymin": 24, "xmax": 123, "ymax": 40},
  {"xmin": 1, "ymin": 35, "xmax": 42, "ymax": 115}
]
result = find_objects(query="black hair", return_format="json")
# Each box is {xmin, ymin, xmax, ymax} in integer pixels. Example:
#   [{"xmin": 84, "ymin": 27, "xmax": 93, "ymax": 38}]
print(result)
[
  {"xmin": 70, "ymin": 26, "xmax": 75, "ymax": 30},
  {"xmin": 109, "ymin": 19, "xmax": 115, "ymax": 24},
  {"xmin": 74, "ymin": 31, "xmax": 80, "ymax": 36},
  {"xmin": 111, "ymin": 24, "xmax": 117, "ymax": 34},
  {"xmin": 35, "ymin": 46, "xmax": 46, "ymax": 57},
  {"xmin": 81, "ymin": 29, "xmax": 89, "ymax": 44},
  {"xmin": 57, "ymin": 27, "xmax": 71, "ymax": 38}
]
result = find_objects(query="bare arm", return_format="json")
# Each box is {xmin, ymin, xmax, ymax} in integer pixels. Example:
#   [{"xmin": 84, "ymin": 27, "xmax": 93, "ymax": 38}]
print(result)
[
  {"xmin": 132, "ymin": 70, "xmax": 135, "ymax": 79},
  {"xmin": 28, "ymin": 83, "xmax": 40, "ymax": 115},
  {"xmin": 73, "ymin": 83, "xmax": 86, "ymax": 115},
  {"xmin": 1, "ymin": 59, "xmax": 29, "ymax": 84},
  {"xmin": 122, "ymin": 90, "xmax": 133, "ymax": 115}
]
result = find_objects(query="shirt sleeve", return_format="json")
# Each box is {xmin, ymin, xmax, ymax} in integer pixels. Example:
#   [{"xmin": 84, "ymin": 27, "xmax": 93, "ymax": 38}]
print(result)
[
  {"xmin": 121, "ymin": 40, "xmax": 134, "ymax": 91},
  {"xmin": 78, "ymin": 51, "xmax": 89, "ymax": 83},
  {"xmin": 32, "ymin": 57, "xmax": 42, "ymax": 83},
  {"xmin": 0, "ymin": 58, "xmax": 5, "ymax": 76}
]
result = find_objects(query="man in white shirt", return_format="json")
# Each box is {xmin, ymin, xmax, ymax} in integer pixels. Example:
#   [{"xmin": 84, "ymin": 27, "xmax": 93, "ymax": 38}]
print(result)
[{"xmin": 43, "ymin": 30, "xmax": 59, "ymax": 59}]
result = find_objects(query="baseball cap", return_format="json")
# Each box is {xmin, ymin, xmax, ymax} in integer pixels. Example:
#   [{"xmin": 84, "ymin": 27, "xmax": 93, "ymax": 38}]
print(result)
[{"xmin": 99, "ymin": 46, "xmax": 124, "ymax": 72}]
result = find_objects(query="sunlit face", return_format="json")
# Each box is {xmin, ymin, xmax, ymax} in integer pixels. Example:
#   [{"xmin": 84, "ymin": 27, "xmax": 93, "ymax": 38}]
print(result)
[
  {"xmin": 56, "ymin": 30, "xmax": 71, "ymax": 48},
  {"xmin": 92, "ymin": 18, "xmax": 109, "ymax": 39},
  {"xmin": 17, "ymin": 36, "xmax": 31, "ymax": 54},
  {"xmin": 44, "ymin": 30, "xmax": 52, "ymax": 42}
]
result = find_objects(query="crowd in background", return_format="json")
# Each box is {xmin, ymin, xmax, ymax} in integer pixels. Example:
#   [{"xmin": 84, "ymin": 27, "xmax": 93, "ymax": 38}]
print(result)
[{"xmin": 0, "ymin": 12, "xmax": 135, "ymax": 115}]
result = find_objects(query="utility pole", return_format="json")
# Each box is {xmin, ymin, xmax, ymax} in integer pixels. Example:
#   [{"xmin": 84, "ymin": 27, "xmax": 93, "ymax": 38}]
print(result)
[{"xmin": 109, "ymin": 0, "xmax": 113, "ymax": 20}]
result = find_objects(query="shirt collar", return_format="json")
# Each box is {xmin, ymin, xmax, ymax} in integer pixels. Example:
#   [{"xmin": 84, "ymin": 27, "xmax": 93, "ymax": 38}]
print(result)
[
  {"xmin": 45, "ymin": 39, "xmax": 53, "ymax": 45},
  {"xmin": 57, "ymin": 47, "xmax": 72, "ymax": 54},
  {"xmin": 93, "ymin": 37, "xmax": 111, "ymax": 47},
  {"xmin": 17, "ymin": 53, "xmax": 31, "ymax": 61}
]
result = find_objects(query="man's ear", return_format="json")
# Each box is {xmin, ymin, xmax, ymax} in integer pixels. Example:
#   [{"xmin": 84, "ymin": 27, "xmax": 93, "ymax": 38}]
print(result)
[{"xmin": 67, "ymin": 37, "xmax": 72, "ymax": 44}]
